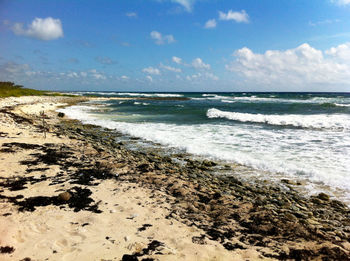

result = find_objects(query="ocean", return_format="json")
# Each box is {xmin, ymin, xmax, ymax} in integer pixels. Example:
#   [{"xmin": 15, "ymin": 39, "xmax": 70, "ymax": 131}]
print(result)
[{"xmin": 58, "ymin": 92, "xmax": 350, "ymax": 203}]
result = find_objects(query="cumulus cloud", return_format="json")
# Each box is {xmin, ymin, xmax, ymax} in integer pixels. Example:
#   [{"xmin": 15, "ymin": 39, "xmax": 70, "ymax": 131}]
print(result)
[
  {"xmin": 0, "ymin": 61, "xmax": 112, "ymax": 84},
  {"xmin": 219, "ymin": 10, "xmax": 249, "ymax": 23},
  {"xmin": 226, "ymin": 43, "xmax": 350, "ymax": 86},
  {"xmin": 325, "ymin": 42, "xmax": 350, "ymax": 60},
  {"xmin": 160, "ymin": 63, "xmax": 182, "ymax": 73},
  {"xmin": 186, "ymin": 72, "xmax": 218, "ymax": 81},
  {"xmin": 171, "ymin": 0, "xmax": 196, "ymax": 12},
  {"xmin": 192, "ymin": 58, "xmax": 210, "ymax": 70},
  {"xmin": 204, "ymin": 19, "xmax": 217, "ymax": 29},
  {"xmin": 126, "ymin": 12, "xmax": 138, "ymax": 18},
  {"xmin": 146, "ymin": 75, "xmax": 153, "ymax": 82},
  {"xmin": 120, "ymin": 75, "xmax": 129, "ymax": 80},
  {"xmin": 0, "ymin": 62, "xmax": 30, "ymax": 74},
  {"xmin": 12, "ymin": 17, "xmax": 63, "ymax": 40},
  {"xmin": 331, "ymin": 0, "xmax": 350, "ymax": 5},
  {"xmin": 172, "ymin": 56, "xmax": 182, "ymax": 64},
  {"xmin": 142, "ymin": 66, "xmax": 161, "ymax": 75},
  {"xmin": 150, "ymin": 31, "xmax": 175, "ymax": 45},
  {"xmin": 88, "ymin": 69, "xmax": 107, "ymax": 80}
]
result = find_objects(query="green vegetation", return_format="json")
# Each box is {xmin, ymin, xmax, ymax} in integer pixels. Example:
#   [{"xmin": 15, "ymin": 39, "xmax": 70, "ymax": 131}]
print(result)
[{"xmin": 0, "ymin": 82, "xmax": 67, "ymax": 98}]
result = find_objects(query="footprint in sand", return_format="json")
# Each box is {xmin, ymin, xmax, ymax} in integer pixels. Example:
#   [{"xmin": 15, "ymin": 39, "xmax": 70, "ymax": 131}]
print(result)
[
  {"xmin": 68, "ymin": 231, "xmax": 87, "ymax": 242},
  {"xmin": 54, "ymin": 238, "xmax": 69, "ymax": 250},
  {"xmin": 14, "ymin": 230, "xmax": 25, "ymax": 243},
  {"xmin": 29, "ymin": 221, "xmax": 49, "ymax": 234}
]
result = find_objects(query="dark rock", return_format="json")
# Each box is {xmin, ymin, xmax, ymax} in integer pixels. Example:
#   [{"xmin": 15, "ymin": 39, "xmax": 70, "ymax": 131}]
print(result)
[
  {"xmin": 58, "ymin": 112, "xmax": 65, "ymax": 118},
  {"xmin": 317, "ymin": 193, "xmax": 330, "ymax": 201},
  {"xmin": 58, "ymin": 192, "xmax": 71, "ymax": 201}
]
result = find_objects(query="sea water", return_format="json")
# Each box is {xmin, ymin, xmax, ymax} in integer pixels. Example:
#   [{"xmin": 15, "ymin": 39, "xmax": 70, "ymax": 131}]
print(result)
[{"xmin": 58, "ymin": 92, "xmax": 350, "ymax": 202}]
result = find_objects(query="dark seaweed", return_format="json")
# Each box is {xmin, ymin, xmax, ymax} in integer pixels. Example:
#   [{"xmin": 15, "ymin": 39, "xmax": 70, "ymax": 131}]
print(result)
[
  {"xmin": 1, "ymin": 187, "xmax": 101, "ymax": 213},
  {"xmin": 137, "ymin": 224, "xmax": 152, "ymax": 232},
  {"xmin": 0, "ymin": 246, "xmax": 15, "ymax": 254}
]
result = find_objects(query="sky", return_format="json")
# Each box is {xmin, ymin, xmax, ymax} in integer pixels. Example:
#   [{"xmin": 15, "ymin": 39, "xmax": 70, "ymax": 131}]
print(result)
[{"xmin": 0, "ymin": 0, "xmax": 350, "ymax": 92}]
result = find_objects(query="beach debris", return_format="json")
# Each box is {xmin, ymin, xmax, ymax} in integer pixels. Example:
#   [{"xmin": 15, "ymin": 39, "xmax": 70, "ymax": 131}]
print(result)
[
  {"xmin": 57, "ymin": 112, "xmax": 65, "ymax": 117},
  {"xmin": 40, "ymin": 110, "xmax": 48, "ymax": 138}
]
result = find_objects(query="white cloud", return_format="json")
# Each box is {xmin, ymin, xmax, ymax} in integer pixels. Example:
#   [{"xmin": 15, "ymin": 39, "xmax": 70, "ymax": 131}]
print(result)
[
  {"xmin": 1, "ymin": 62, "xmax": 30, "ymax": 74},
  {"xmin": 204, "ymin": 19, "xmax": 217, "ymax": 29},
  {"xmin": 309, "ymin": 19, "xmax": 340, "ymax": 27},
  {"xmin": 205, "ymin": 72, "xmax": 219, "ymax": 81},
  {"xmin": 142, "ymin": 66, "xmax": 161, "ymax": 75},
  {"xmin": 226, "ymin": 43, "xmax": 350, "ymax": 86},
  {"xmin": 150, "ymin": 31, "xmax": 175, "ymax": 45},
  {"xmin": 146, "ymin": 75, "xmax": 153, "ymax": 82},
  {"xmin": 192, "ymin": 58, "xmax": 210, "ymax": 70},
  {"xmin": 67, "ymin": 72, "xmax": 79, "ymax": 78},
  {"xmin": 219, "ymin": 10, "xmax": 249, "ymax": 23},
  {"xmin": 160, "ymin": 63, "xmax": 182, "ymax": 72},
  {"xmin": 186, "ymin": 72, "xmax": 218, "ymax": 81},
  {"xmin": 126, "ymin": 12, "xmax": 138, "ymax": 18},
  {"xmin": 89, "ymin": 69, "xmax": 107, "ymax": 80},
  {"xmin": 331, "ymin": 0, "xmax": 350, "ymax": 5},
  {"xmin": 172, "ymin": 56, "xmax": 182, "ymax": 64},
  {"xmin": 121, "ymin": 75, "xmax": 129, "ymax": 80},
  {"xmin": 171, "ymin": 0, "xmax": 196, "ymax": 12},
  {"xmin": 325, "ymin": 42, "xmax": 350, "ymax": 60},
  {"xmin": 12, "ymin": 17, "xmax": 63, "ymax": 41},
  {"xmin": 0, "ymin": 62, "xmax": 111, "ymax": 83}
]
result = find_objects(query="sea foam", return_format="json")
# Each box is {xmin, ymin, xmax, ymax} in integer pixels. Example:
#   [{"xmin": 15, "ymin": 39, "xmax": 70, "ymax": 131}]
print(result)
[{"xmin": 207, "ymin": 108, "xmax": 350, "ymax": 130}]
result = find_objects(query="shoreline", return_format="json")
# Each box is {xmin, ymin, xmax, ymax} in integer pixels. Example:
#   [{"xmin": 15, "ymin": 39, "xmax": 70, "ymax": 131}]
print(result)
[{"xmin": 1, "ymin": 96, "xmax": 350, "ymax": 260}]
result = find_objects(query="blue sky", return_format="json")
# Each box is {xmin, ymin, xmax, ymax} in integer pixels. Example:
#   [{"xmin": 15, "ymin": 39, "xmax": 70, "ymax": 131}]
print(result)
[{"xmin": 1, "ymin": 0, "xmax": 350, "ymax": 92}]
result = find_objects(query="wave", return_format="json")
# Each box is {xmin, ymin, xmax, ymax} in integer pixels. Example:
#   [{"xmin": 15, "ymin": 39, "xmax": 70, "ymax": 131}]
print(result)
[
  {"xmin": 133, "ymin": 102, "xmax": 150, "ymax": 105},
  {"xmin": 335, "ymin": 103, "xmax": 350, "ymax": 107},
  {"xmin": 207, "ymin": 108, "xmax": 350, "ymax": 130},
  {"xmin": 194, "ymin": 95, "xmax": 350, "ymax": 107},
  {"xmin": 111, "ymin": 92, "xmax": 184, "ymax": 98},
  {"xmin": 70, "ymin": 92, "xmax": 184, "ymax": 98}
]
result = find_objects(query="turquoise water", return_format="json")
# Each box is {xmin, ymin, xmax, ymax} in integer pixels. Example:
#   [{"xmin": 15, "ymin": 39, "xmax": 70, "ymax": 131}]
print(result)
[{"xmin": 59, "ymin": 92, "xmax": 350, "ymax": 201}]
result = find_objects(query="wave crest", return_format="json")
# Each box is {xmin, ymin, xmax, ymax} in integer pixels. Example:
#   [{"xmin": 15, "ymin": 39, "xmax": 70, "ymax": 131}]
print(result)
[{"xmin": 207, "ymin": 108, "xmax": 350, "ymax": 130}]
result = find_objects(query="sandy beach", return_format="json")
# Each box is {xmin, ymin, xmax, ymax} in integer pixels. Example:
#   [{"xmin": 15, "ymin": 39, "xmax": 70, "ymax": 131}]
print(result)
[{"xmin": 1, "ymin": 96, "xmax": 350, "ymax": 261}]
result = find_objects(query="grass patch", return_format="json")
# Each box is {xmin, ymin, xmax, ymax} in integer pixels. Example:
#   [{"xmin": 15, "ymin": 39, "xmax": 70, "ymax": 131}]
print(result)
[{"xmin": 0, "ymin": 82, "xmax": 71, "ymax": 98}]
